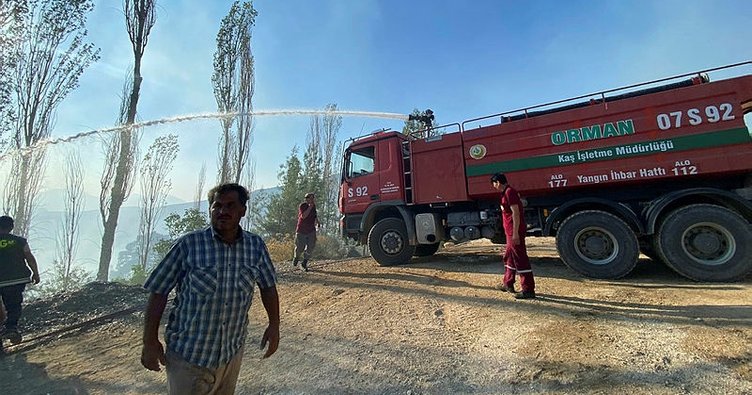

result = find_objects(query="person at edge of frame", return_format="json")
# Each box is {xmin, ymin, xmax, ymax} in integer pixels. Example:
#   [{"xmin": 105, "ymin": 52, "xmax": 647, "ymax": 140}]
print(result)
[{"xmin": 0, "ymin": 215, "xmax": 41, "ymax": 346}]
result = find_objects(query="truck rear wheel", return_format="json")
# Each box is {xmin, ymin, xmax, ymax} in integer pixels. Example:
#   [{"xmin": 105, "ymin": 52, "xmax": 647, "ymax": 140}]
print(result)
[
  {"xmin": 368, "ymin": 218, "xmax": 416, "ymax": 266},
  {"xmin": 656, "ymin": 204, "xmax": 752, "ymax": 282},
  {"xmin": 556, "ymin": 210, "xmax": 639, "ymax": 279},
  {"xmin": 414, "ymin": 243, "xmax": 440, "ymax": 257}
]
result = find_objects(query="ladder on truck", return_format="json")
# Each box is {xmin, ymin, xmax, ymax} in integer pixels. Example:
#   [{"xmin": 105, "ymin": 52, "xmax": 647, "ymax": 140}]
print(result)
[{"xmin": 401, "ymin": 140, "xmax": 413, "ymax": 204}]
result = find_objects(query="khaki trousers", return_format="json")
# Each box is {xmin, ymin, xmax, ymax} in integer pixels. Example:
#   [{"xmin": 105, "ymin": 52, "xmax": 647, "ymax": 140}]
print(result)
[{"xmin": 166, "ymin": 348, "xmax": 244, "ymax": 395}]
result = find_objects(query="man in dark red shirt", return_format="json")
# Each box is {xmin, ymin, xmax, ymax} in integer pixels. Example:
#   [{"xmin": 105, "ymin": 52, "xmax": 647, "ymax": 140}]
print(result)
[
  {"xmin": 491, "ymin": 173, "xmax": 535, "ymax": 299},
  {"xmin": 293, "ymin": 193, "xmax": 319, "ymax": 271}
]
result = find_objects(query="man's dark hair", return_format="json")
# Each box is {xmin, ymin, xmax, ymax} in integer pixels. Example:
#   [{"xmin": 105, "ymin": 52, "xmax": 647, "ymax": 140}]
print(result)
[
  {"xmin": 0, "ymin": 215, "xmax": 14, "ymax": 231},
  {"xmin": 304, "ymin": 193, "xmax": 315, "ymax": 199},
  {"xmin": 490, "ymin": 173, "xmax": 507, "ymax": 184},
  {"xmin": 208, "ymin": 183, "xmax": 250, "ymax": 206}
]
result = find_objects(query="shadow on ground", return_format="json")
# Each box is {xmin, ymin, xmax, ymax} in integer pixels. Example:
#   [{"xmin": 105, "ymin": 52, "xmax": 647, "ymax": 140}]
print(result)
[{"xmin": 0, "ymin": 352, "xmax": 89, "ymax": 395}]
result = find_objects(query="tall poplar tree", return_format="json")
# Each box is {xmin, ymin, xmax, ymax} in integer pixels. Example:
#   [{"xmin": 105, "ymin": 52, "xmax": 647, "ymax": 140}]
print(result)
[
  {"xmin": 212, "ymin": 1, "xmax": 257, "ymax": 183},
  {"xmin": 3, "ymin": 0, "xmax": 99, "ymax": 237},
  {"xmin": 137, "ymin": 134, "xmax": 179, "ymax": 272},
  {"xmin": 97, "ymin": 0, "xmax": 156, "ymax": 281}
]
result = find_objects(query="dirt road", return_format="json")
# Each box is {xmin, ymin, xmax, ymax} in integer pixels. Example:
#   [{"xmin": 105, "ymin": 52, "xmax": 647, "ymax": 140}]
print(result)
[{"xmin": 1, "ymin": 238, "xmax": 750, "ymax": 394}]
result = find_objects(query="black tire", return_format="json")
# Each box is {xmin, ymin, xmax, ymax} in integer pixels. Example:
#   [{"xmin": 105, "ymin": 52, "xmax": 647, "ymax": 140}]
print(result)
[
  {"xmin": 368, "ymin": 218, "xmax": 416, "ymax": 266},
  {"xmin": 556, "ymin": 210, "xmax": 639, "ymax": 279},
  {"xmin": 656, "ymin": 204, "xmax": 752, "ymax": 282},
  {"xmin": 414, "ymin": 243, "xmax": 440, "ymax": 257}
]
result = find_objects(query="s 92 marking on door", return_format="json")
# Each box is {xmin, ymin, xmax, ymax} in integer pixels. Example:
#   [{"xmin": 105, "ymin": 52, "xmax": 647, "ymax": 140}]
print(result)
[{"xmin": 348, "ymin": 186, "xmax": 368, "ymax": 197}]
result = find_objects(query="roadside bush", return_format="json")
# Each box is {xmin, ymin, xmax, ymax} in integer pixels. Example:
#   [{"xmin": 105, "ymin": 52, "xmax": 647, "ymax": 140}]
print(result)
[
  {"xmin": 264, "ymin": 234, "xmax": 295, "ymax": 263},
  {"xmin": 313, "ymin": 233, "xmax": 350, "ymax": 259},
  {"xmin": 262, "ymin": 232, "xmax": 363, "ymax": 263},
  {"xmin": 127, "ymin": 264, "xmax": 150, "ymax": 286},
  {"xmin": 25, "ymin": 260, "xmax": 92, "ymax": 301}
]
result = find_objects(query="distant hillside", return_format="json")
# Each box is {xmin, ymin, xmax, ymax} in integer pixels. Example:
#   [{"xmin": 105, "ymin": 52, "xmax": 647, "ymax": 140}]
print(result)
[
  {"xmin": 28, "ymin": 186, "xmax": 280, "ymax": 276},
  {"xmin": 36, "ymin": 188, "xmax": 187, "ymax": 212}
]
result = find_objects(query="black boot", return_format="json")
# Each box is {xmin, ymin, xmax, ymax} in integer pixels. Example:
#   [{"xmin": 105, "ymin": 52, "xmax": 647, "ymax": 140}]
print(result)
[
  {"xmin": 514, "ymin": 291, "xmax": 536, "ymax": 300},
  {"xmin": 301, "ymin": 259, "xmax": 309, "ymax": 272},
  {"xmin": 4, "ymin": 327, "xmax": 21, "ymax": 344},
  {"xmin": 494, "ymin": 283, "xmax": 516, "ymax": 293}
]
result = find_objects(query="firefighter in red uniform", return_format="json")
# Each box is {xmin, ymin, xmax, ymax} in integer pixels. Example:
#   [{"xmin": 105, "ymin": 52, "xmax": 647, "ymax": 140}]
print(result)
[{"xmin": 491, "ymin": 173, "xmax": 536, "ymax": 299}]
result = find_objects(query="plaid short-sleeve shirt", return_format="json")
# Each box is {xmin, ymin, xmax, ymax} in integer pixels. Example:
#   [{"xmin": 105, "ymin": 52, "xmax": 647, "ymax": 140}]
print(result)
[{"xmin": 144, "ymin": 227, "xmax": 277, "ymax": 368}]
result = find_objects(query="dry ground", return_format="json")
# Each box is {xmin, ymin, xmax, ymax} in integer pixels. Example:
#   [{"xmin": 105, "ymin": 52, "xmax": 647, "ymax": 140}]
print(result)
[{"xmin": 1, "ymin": 238, "xmax": 750, "ymax": 395}]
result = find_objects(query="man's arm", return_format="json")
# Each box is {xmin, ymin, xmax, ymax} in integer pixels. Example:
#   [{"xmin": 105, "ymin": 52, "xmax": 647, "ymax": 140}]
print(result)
[
  {"xmin": 510, "ymin": 204, "xmax": 522, "ymax": 245},
  {"xmin": 141, "ymin": 293, "xmax": 168, "ymax": 371},
  {"xmin": 259, "ymin": 286, "xmax": 280, "ymax": 358},
  {"xmin": 23, "ymin": 244, "xmax": 40, "ymax": 284},
  {"xmin": 300, "ymin": 203, "xmax": 315, "ymax": 219}
]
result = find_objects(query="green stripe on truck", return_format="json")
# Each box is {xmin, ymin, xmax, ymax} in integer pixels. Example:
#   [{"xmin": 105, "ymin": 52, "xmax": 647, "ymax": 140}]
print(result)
[{"xmin": 465, "ymin": 127, "xmax": 752, "ymax": 176}]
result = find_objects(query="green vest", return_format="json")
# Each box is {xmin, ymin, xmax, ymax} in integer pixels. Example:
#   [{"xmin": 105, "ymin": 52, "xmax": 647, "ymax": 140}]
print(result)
[{"xmin": 0, "ymin": 234, "xmax": 32, "ymax": 287}]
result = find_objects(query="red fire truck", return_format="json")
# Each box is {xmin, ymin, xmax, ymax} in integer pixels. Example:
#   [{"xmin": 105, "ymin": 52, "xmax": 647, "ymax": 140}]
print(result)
[{"xmin": 338, "ymin": 62, "xmax": 752, "ymax": 282}]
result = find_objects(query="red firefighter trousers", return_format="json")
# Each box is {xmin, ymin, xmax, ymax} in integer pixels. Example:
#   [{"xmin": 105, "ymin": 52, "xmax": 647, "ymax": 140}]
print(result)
[{"xmin": 503, "ymin": 237, "xmax": 535, "ymax": 293}]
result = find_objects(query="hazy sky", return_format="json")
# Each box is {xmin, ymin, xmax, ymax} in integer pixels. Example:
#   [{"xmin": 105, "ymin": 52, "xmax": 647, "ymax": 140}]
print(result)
[{"xmin": 34, "ymin": 0, "xmax": 752, "ymax": 203}]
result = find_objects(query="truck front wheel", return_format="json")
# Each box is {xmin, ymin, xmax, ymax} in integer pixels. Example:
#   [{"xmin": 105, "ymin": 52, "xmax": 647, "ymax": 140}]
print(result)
[
  {"xmin": 368, "ymin": 218, "xmax": 416, "ymax": 266},
  {"xmin": 556, "ymin": 210, "xmax": 639, "ymax": 279},
  {"xmin": 656, "ymin": 204, "xmax": 752, "ymax": 282}
]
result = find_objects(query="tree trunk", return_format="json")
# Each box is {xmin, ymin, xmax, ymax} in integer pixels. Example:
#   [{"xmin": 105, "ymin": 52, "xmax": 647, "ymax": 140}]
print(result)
[
  {"xmin": 14, "ymin": 155, "xmax": 30, "ymax": 237},
  {"xmin": 219, "ymin": 120, "xmax": 231, "ymax": 183},
  {"xmin": 96, "ymin": 57, "xmax": 143, "ymax": 281},
  {"xmin": 97, "ymin": 130, "xmax": 133, "ymax": 281}
]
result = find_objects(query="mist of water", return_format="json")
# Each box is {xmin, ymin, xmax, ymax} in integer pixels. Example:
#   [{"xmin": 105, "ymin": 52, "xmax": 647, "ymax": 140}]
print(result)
[{"xmin": 0, "ymin": 109, "xmax": 409, "ymax": 161}]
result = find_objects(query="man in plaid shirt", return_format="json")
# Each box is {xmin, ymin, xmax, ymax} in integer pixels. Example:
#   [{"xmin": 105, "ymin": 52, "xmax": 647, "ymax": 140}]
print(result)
[{"xmin": 141, "ymin": 183, "xmax": 280, "ymax": 394}]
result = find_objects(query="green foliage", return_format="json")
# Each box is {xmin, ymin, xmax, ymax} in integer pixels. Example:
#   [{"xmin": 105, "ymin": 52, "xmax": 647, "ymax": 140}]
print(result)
[
  {"xmin": 153, "ymin": 208, "xmax": 209, "ymax": 260},
  {"xmin": 115, "ymin": 206, "xmax": 203, "ymax": 285},
  {"xmin": 0, "ymin": 0, "xmax": 26, "ymax": 148},
  {"xmin": 316, "ymin": 103, "xmax": 343, "ymax": 234},
  {"xmin": 127, "ymin": 263, "xmax": 149, "ymax": 286},
  {"xmin": 13, "ymin": 0, "xmax": 101, "ymax": 131},
  {"xmin": 142, "ymin": 135, "xmax": 179, "ymax": 177},
  {"xmin": 301, "ymin": 141, "xmax": 323, "ymax": 204},
  {"xmin": 113, "ymin": 233, "xmax": 164, "ymax": 281},
  {"xmin": 253, "ymin": 103, "xmax": 347, "ymax": 259},
  {"xmin": 256, "ymin": 147, "xmax": 303, "ymax": 236},
  {"xmin": 139, "ymin": 134, "xmax": 180, "ymax": 271},
  {"xmin": 4, "ymin": 0, "xmax": 100, "ymax": 238},
  {"xmin": 212, "ymin": 0, "xmax": 257, "ymax": 108},
  {"xmin": 402, "ymin": 108, "xmax": 438, "ymax": 137},
  {"xmin": 26, "ymin": 259, "xmax": 92, "ymax": 300},
  {"xmin": 213, "ymin": 1, "xmax": 258, "ymax": 183}
]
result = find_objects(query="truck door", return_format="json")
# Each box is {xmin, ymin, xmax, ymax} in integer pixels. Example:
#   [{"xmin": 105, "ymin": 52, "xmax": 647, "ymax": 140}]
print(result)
[{"xmin": 341, "ymin": 144, "xmax": 379, "ymax": 214}]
